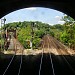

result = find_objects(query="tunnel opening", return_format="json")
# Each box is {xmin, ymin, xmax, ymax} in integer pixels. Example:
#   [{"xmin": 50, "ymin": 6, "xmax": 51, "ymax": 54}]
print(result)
[{"xmin": 0, "ymin": 7, "xmax": 75, "ymax": 55}]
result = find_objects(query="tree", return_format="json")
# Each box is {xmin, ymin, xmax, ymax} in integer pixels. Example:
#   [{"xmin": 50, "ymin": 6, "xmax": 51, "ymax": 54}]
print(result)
[
  {"xmin": 60, "ymin": 15, "xmax": 75, "ymax": 49},
  {"xmin": 18, "ymin": 25, "xmax": 32, "ymax": 48},
  {"xmin": 60, "ymin": 31, "xmax": 69, "ymax": 45}
]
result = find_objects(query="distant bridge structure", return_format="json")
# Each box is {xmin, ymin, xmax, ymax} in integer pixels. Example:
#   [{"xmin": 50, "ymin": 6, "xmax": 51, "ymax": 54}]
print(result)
[
  {"xmin": 0, "ymin": 27, "xmax": 24, "ymax": 53},
  {"xmin": 4, "ymin": 29, "xmax": 17, "ymax": 50}
]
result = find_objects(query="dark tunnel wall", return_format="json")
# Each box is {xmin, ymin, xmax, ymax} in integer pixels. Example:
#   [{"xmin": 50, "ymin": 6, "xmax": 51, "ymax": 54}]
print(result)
[
  {"xmin": 0, "ymin": 1, "xmax": 75, "ymax": 75},
  {"xmin": 0, "ymin": 0, "xmax": 75, "ymax": 19}
]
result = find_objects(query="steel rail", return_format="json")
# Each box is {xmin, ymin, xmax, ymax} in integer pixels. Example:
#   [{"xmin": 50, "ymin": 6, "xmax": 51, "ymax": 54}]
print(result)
[
  {"xmin": 2, "ymin": 36, "xmax": 24, "ymax": 75},
  {"xmin": 3, "ymin": 43, "xmax": 24, "ymax": 75},
  {"xmin": 17, "ymin": 48, "xmax": 23, "ymax": 75},
  {"xmin": 47, "ymin": 35, "xmax": 55, "ymax": 75},
  {"xmin": 53, "ymin": 37, "xmax": 75, "ymax": 61},
  {"xmin": 53, "ymin": 36, "xmax": 74, "ymax": 57},
  {"xmin": 38, "ymin": 40, "xmax": 44, "ymax": 75},
  {"xmin": 2, "ymin": 55, "xmax": 15, "ymax": 75},
  {"xmin": 59, "ymin": 50, "xmax": 75, "ymax": 74},
  {"xmin": 2, "ymin": 35, "xmax": 17, "ymax": 75},
  {"xmin": 52, "ymin": 36, "xmax": 75, "ymax": 74}
]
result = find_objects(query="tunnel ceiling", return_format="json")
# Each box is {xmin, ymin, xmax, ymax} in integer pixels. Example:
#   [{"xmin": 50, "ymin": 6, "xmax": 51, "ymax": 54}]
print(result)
[{"xmin": 0, "ymin": 0, "xmax": 75, "ymax": 19}]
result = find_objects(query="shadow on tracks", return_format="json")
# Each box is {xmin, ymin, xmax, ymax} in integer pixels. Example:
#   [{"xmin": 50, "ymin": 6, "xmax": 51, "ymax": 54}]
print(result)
[{"xmin": 0, "ymin": 52, "xmax": 75, "ymax": 75}]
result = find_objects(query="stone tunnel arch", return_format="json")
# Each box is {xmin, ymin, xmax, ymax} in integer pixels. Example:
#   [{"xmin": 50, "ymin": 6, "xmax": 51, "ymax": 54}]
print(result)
[
  {"xmin": 0, "ymin": 1, "xmax": 75, "ymax": 19},
  {"xmin": 0, "ymin": 1, "xmax": 75, "ymax": 75},
  {"xmin": 0, "ymin": 1, "xmax": 75, "ymax": 52}
]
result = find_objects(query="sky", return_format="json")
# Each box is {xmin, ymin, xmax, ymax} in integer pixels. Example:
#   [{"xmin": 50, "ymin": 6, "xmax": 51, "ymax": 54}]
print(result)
[{"xmin": 0, "ymin": 7, "xmax": 66, "ymax": 27}]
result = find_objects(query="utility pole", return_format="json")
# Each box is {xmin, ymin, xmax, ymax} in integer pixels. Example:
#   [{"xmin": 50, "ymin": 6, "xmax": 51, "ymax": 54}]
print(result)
[
  {"xmin": 0, "ymin": 20, "xmax": 2, "ymax": 52},
  {"xmin": 1, "ymin": 18, "xmax": 6, "ymax": 52},
  {"xmin": 30, "ymin": 22, "xmax": 35, "ymax": 50}
]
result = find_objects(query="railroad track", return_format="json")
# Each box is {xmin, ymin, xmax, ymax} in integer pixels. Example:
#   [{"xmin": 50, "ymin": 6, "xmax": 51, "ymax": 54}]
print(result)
[
  {"xmin": 2, "ymin": 46, "xmax": 23, "ymax": 75},
  {"xmin": 52, "ymin": 36, "xmax": 75, "ymax": 70},
  {"xmin": 47, "ymin": 35, "xmax": 75, "ymax": 75},
  {"xmin": 1, "ymin": 35, "xmax": 75, "ymax": 75}
]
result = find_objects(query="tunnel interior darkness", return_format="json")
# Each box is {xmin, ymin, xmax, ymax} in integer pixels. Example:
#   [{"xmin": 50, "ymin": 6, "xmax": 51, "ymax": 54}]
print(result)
[
  {"xmin": 0, "ymin": 1, "xmax": 75, "ymax": 19},
  {"xmin": 0, "ymin": 1, "xmax": 75, "ymax": 75}
]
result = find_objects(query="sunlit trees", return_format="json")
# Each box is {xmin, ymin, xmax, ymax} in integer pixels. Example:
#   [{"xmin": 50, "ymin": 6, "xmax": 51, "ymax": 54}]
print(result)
[
  {"xmin": 60, "ymin": 15, "xmax": 75, "ymax": 49},
  {"xmin": 2, "ymin": 18, "xmax": 75, "ymax": 50}
]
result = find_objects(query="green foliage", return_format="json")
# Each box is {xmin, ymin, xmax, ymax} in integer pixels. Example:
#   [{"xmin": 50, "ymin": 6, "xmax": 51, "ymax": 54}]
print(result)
[
  {"xmin": 17, "ymin": 26, "xmax": 32, "ymax": 48},
  {"xmin": 53, "ymin": 24, "xmax": 64, "ymax": 31},
  {"xmin": 3, "ymin": 21, "xmax": 56, "ymax": 49},
  {"xmin": 62, "ymin": 15, "xmax": 74, "ymax": 22},
  {"xmin": 60, "ymin": 31, "xmax": 69, "ymax": 44},
  {"xmin": 35, "ymin": 29, "xmax": 45, "ymax": 38},
  {"xmin": 60, "ymin": 15, "xmax": 75, "ymax": 49},
  {"xmin": 0, "ymin": 39, "xmax": 4, "ymax": 49},
  {"xmin": 33, "ymin": 38, "xmax": 41, "ymax": 49},
  {"xmin": 2, "ymin": 16, "xmax": 75, "ymax": 50},
  {"xmin": 0, "ymin": 39, "xmax": 4, "ymax": 45}
]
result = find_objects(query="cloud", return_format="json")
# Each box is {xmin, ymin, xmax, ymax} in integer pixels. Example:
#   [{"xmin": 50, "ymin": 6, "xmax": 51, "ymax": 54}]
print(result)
[
  {"xmin": 55, "ymin": 16, "xmax": 61, "ymax": 20},
  {"xmin": 25, "ymin": 7, "xmax": 37, "ymax": 10},
  {"xmin": 12, "ymin": 20, "xmax": 18, "ymax": 22},
  {"xmin": 54, "ymin": 16, "xmax": 65, "ymax": 24},
  {"xmin": 58, "ymin": 21, "xmax": 65, "ymax": 25},
  {"xmin": 64, "ymin": 14, "xmax": 67, "ymax": 16},
  {"xmin": 45, "ymin": 22, "xmax": 53, "ymax": 25},
  {"xmin": 46, "ymin": 22, "xmax": 53, "ymax": 25}
]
